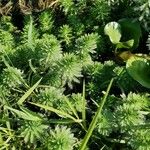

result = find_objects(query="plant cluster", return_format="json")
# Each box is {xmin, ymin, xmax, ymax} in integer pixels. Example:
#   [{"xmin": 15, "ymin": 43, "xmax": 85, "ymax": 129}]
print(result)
[{"xmin": 0, "ymin": 0, "xmax": 150, "ymax": 149}]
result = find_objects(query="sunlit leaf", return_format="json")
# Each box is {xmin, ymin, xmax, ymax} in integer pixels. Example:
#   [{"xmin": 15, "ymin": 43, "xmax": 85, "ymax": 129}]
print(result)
[
  {"xmin": 104, "ymin": 22, "xmax": 121, "ymax": 44},
  {"xmin": 117, "ymin": 39, "xmax": 134, "ymax": 49}
]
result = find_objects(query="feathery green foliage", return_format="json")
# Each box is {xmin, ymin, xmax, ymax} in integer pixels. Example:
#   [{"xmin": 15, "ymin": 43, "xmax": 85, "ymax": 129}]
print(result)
[
  {"xmin": 19, "ymin": 120, "xmax": 48, "ymax": 144},
  {"xmin": 0, "ymin": 0, "xmax": 150, "ymax": 149},
  {"xmin": 44, "ymin": 126, "xmax": 77, "ymax": 150},
  {"xmin": 39, "ymin": 10, "xmax": 54, "ymax": 33}
]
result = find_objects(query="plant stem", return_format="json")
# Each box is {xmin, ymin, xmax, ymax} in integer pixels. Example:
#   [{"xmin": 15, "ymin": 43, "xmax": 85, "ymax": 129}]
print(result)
[
  {"xmin": 82, "ymin": 79, "xmax": 86, "ymax": 129},
  {"xmin": 79, "ymin": 78, "xmax": 114, "ymax": 150}
]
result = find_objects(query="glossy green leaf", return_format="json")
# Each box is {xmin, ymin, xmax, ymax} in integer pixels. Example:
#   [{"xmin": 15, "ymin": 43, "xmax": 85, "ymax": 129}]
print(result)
[
  {"xmin": 126, "ymin": 55, "xmax": 150, "ymax": 88},
  {"xmin": 104, "ymin": 22, "xmax": 122, "ymax": 44},
  {"xmin": 118, "ymin": 18, "xmax": 141, "ymax": 50}
]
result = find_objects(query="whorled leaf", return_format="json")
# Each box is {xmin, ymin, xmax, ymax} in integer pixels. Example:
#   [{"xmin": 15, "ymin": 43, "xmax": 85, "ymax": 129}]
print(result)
[{"xmin": 20, "ymin": 121, "xmax": 48, "ymax": 143}]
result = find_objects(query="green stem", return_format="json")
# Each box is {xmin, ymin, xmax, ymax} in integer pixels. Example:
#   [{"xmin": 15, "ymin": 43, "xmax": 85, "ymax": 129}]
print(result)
[
  {"xmin": 82, "ymin": 79, "xmax": 86, "ymax": 129},
  {"xmin": 79, "ymin": 78, "xmax": 114, "ymax": 150}
]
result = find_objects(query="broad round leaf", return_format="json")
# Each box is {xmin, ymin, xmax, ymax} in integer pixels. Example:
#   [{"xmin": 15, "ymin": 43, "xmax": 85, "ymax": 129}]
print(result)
[
  {"xmin": 104, "ymin": 22, "xmax": 122, "ymax": 44},
  {"xmin": 126, "ymin": 55, "xmax": 150, "ymax": 88},
  {"xmin": 118, "ymin": 18, "xmax": 141, "ymax": 50}
]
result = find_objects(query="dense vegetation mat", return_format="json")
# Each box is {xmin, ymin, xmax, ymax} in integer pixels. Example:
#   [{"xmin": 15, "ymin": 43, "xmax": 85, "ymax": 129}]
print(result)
[{"xmin": 0, "ymin": 0, "xmax": 150, "ymax": 149}]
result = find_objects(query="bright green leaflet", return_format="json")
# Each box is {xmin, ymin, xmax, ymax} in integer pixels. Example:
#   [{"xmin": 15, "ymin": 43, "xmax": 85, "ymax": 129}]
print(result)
[
  {"xmin": 116, "ymin": 39, "xmax": 134, "ymax": 49},
  {"xmin": 104, "ymin": 22, "xmax": 122, "ymax": 44}
]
